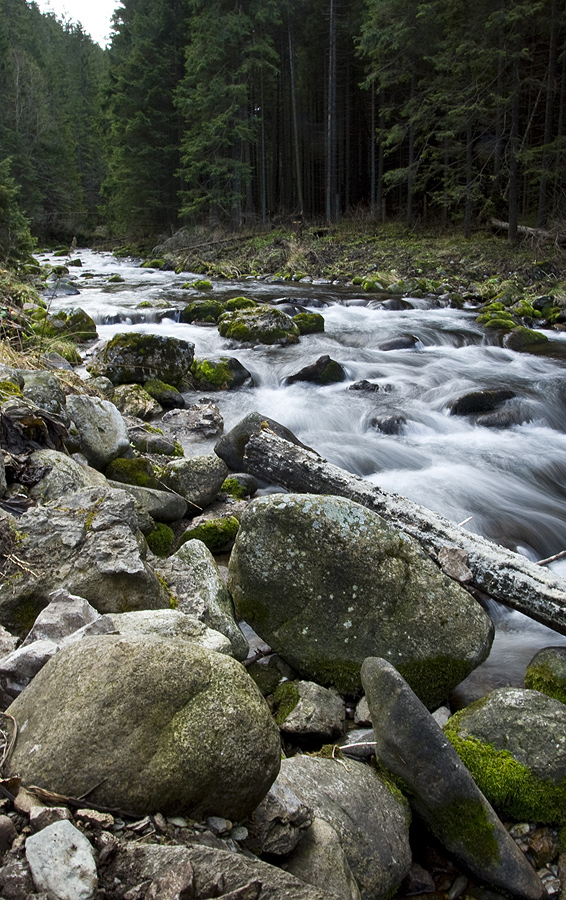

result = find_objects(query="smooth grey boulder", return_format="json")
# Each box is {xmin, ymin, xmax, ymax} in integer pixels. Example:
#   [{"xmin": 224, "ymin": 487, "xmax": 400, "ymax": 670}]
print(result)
[
  {"xmin": 7, "ymin": 634, "xmax": 281, "ymax": 818},
  {"xmin": 105, "ymin": 842, "xmax": 328, "ymax": 900},
  {"xmin": 361, "ymin": 657, "xmax": 545, "ymax": 900},
  {"xmin": 107, "ymin": 480, "xmax": 188, "ymax": 522},
  {"xmin": 276, "ymin": 681, "xmax": 346, "ymax": 740},
  {"xmin": 21, "ymin": 590, "xmax": 104, "ymax": 646},
  {"xmin": 156, "ymin": 539, "xmax": 248, "ymax": 660},
  {"xmin": 285, "ymin": 818, "xmax": 362, "ymax": 900},
  {"xmin": 25, "ymin": 820, "xmax": 97, "ymax": 900},
  {"xmin": 29, "ymin": 449, "xmax": 108, "ymax": 502},
  {"xmin": 229, "ymin": 493, "xmax": 493, "ymax": 705},
  {"xmin": 158, "ymin": 454, "xmax": 228, "ymax": 512},
  {"xmin": 248, "ymin": 777, "xmax": 313, "ymax": 857},
  {"xmin": 0, "ymin": 639, "xmax": 58, "ymax": 703},
  {"xmin": 215, "ymin": 411, "xmax": 312, "ymax": 473},
  {"xmin": 0, "ymin": 487, "xmax": 170, "ymax": 634},
  {"xmin": 66, "ymin": 395, "xmax": 130, "ymax": 469},
  {"xmin": 444, "ymin": 687, "xmax": 566, "ymax": 824},
  {"xmin": 112, "ymin": 383, "xmax": 163, "ymax": 419},
  {"xmin": 109, "ymin": 609, "xmax": 232, "ymax": 655},
  {"xmin": 21, "ymin": 371, "xmax": 67, "ymax": 419},
  {"xmin": 86, "ymin": 332, "xmax": 194, "ymax": 389},
  {"xmin": 285, "ymin": 355, "xmax": 346, "ymax": 386},
  {"xmin": 275, "ymin": 756, "xmax": 411, "ymax": 900}
]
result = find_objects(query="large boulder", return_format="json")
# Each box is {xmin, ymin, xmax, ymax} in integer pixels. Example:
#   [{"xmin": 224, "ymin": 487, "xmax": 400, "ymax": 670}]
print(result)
[
  {"xmin": 0, "ymin": 487, "xmax": 170, "ymax": 634},
  {"xmin": 361, "ymin": 658, "xmax": 546, "ymax": 900},
  {"xmin": 218, "ymin": 306, "xmax": 300, "ymax": 345},
  {"xmin": 21, "ymin": 371, "xmax": 67, "ymax": 418},
  {"xmin": 190, "ymin": 356, "xmax": 252, "ymax": 391},
  {"xmin": 275, "ymin": 756, "xmax": 411, "ymax": 900},
  {"xmin": 86, "ymin": 332, "xmax": 194, "ymax": 389},
  {"xmin": 228, "ymin": 494, "xmax": 493, "ymax": 705},
  {"xmin": 108, "ymin": 609, "xmax": 232, "ymax": 655},
  {"xmin": 444, "ymin": 687, "xmax": 566, "ymax": 824},
  {"xmin": 7, "ymin": 634, "xmax": 281, "ymax": 819},
  {"xmin": 215, "ymin": 412, "xmax": 313, "ymax": 474},
  {"xmin": 66, "ymin": 395, "xmax": 130, "ymax": 470}
]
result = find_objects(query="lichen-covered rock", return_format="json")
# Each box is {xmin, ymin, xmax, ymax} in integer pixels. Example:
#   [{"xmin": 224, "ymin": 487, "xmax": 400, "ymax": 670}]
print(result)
[
  {"xmin": 361, "ymin": 658, "xmax": 545, "ymax": 900},
  {"xmin": 106, "ymin": 480, "xmax": 188, "ymax": 523},
  {"xmin": 7, "ymin": 635, "xmax": 281, "ymax": 818},
  {"xmin": 126, "ymin": 419, "xmax": 181, "ymax": 456},
  {"xmin": 218, "ymin": 305, "xmax": 300, "ymax": 345},
  {"xmin": 162, "ymin": 401, "xmax": 223, "ymax": 439},
  {"xmin": 525, "ymin": 647, "xmax": 566, "ymax": 705},
  {"xmin": 273, "ymin": 681, "xmax": 346, "ymax": 740},
  {"xmin": 21, "ymin": 372, "xmax": 67, "ymax": 418},
  {"xmin": 444, "ymin": 687, "xmax": 566, "ymax": 824},
  {"xmin": 156, "ymin": 539, "xmax": 248, "ymax": 661},
  {"xmin": 0, "ymin": 487, "xmax": 170, "ymax": 634},
  {"xmin": 32, "ymin": 307, "xmax": 97, "ymax": 342},
  {"xmin": 86, "ymin": 332, "xmax": 194, "ymax": 389},
  {"xmin": 275, "ymin": 756, "xmax": 411, "ymax": 900},
  {"xmin": 228, "ymin": 494, "xmax": 493, "ymax": 705},
  {"xmin": 105, "ymin": 456, "xmax": 161, "ymax": 490},
  {"xmin": 66, "ymin": 395, "xmax": 130, "ymax": 470},
  {"xmin": 190, "ymin": 356, "xmax": 253, "ymax": 391},
  {"xmin": 158, "ymin": 454, "xmax": 227, "ymax": 511},
  {"xmin": 112, "ymin": 383, "xmax": 163, "ymax": 419},
  {"xmin": 29, "ymin": 449, "xmax": 107, "ymax": 502}
]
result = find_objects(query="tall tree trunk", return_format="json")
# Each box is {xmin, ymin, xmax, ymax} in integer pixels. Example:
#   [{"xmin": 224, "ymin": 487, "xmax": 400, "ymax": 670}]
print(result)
[
  {"xmin": 538, "ymin": 0, "xmax": 558, "ymax": 226},
  {"xmin": 508, "ymin": 45, "xmax": 521, "ymax": 244},
  {"xmin": 326, "ymin": 0, "xmax": 337, "ymax": 222},
  {"xmin": 288, "ymin": 23, "xmax": 304, "ymax": 215}
]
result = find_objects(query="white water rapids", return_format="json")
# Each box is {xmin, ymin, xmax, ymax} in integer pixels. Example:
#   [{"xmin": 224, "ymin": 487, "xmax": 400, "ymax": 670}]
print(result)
[{"xmin": 40, "ymin": 248, "xmax": 566, "ymax": 697}]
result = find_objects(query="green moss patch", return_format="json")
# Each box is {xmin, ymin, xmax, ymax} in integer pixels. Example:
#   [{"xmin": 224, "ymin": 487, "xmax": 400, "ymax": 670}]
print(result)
[
  {"xmin": 221, "ymin": 477, "xmax": 248, "ymax": 499},
  {"xmin": 293, "ymin": 312, "xmax": 325, "ymax": 335},
  {"xmin": 178, "ymin": 516, "xmax": 239, "ymax": 553},
  {"xmin": 273, "ymin": 681, "xmax": 300, "ymax": 725},
  {"xmin": 433, "ymin": 796, "xmax": 500, "ymax": 865},
  {"xmin": 104, "ymin": 457, "xmax": 161, "ymax": 490},
  {"xmin": 146, "ymin": 523, "xmax": 175, "ymax": 558},
  {"xmin": 444, "ymin": 722, "xmax": 566, "ymax": 824},
  {"xmin": 180, "ymin": 299, "xmax": 225, "ymax": 324},
  {"xmin": 191, "ymin": 358, "xmax": 233, "ymax": 389}
]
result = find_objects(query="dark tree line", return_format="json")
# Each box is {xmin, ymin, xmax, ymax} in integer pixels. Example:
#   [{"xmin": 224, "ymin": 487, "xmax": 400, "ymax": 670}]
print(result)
[{"xmin": 1, "ymin": 0, "xmax": 565, "ymax": 244}]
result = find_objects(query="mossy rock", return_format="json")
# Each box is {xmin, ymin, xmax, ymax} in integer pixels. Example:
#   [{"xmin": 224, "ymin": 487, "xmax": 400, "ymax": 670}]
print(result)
[
  {"xmin": 224, "ymin": 296, "xmax": 257, "ymax": 312},
  {"xmin": 444, "ymin": 687, "xmax": 566, "ymax": 823},
  {"xmin": 525, "ymin": 648, "xmax": 566, "ymax": 706},
  {"xmin": 33, "ymin": 307, "xmax": 98, "ymax": 343},
  {"xmin": 104, "ymin": 457, "xmax": 161, "ymax": 490},
  {"xmin": 502, "ymin": 327, "xmax": 549, "ymax": 352},
  {"xmin": 86, "ymin": 332, "xmax": 194, "ymax": 389},
  {"xmin": 179, "ymin": 299, "xmax": 225, "ymax": 324},
  {"xmin": 218, "ymin": 306, "xmax": 300, "ymax": 346},
  {"xmin": 179, "ymin": 516, "xmax": 240, "ymax": 554},
  {"xmin": 143, "ymin": 378, "xmax": 184, "ymax": 410},
  {"xmin": 141, "ymin": 258, "xmax": 165, "ymax": 269},
  {"xmin": 146, "ymin": 523, "xmax": 175, "ymax": 558},
  {"xmin": 221, "ymin": 476, "xmax": 253, "ymax": 499},
  {"xmin": 293, "ymin": 313, "xmax": 325, "ymax": 335},
  {"xmin": 108, "ymin": 274, "xmax": 125, "ymax": 283},
  {"xmin": 247, "ymin": 661, "xmax": 282, "ymax": 697},
  {"xmin": 272, "ymin": 680, "xmax": 300, "ymax": 725},
  {"xmin": 190, "ymin": 357, "xmax": 252, "ymax": 391}
]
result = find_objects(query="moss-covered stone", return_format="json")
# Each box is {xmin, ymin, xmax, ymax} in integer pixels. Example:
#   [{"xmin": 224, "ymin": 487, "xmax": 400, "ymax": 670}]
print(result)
[
  {"xmin": 444, "ymin": 689, "xmax": 566, "ymax": 824},
  {"xmin": 179, "ymin": 299, "xmax": 225, "ymax": 324},
  {"xmin": 0, "ymin": 380, "xmax": 23, "ymax": 400},
  {"xmin": 86, "ymin": 332, "xmax": 194, "ymax": 389},
  {"xmin": 293, "ymin": 313, "xmax": 325, "ymax": 335},
  {"xmin": 221, "ymin": 477, "xmax": 248, "ymax": 499},
  {"xmin": 247, "ymin": 661, "xmax": 282, "ymax": 697},
  {"xmin": 218, "ymin": 306, "xmax": 300, "ymax": 345},
  {"xmin": 178, "ymin": 516, "xmax": 240, "ymax": 554},
  {"xmin": 224, "ymin": 296, "xmax": 257, "ymax": 311},
  {"xmin": 141, "ymin": 258, "xmax": 165, "ymax": 269},
  {"xmin": 32, "ymin": 307, "xmax": 98, "ymax": 343},
  {"xmin": 525, "ymin": 648, "xmax": 566, "ymax": 706},
  {"xmin": 143, "ymin": 377, "xmax": 184, "ymax": 409},
  {"xmin": 146, "ymin": 523, "xmax": 175, "ymax": 558},
  {"xmin": 190, "ymin": 358, "xmax": 233, "ymax": 388},
  {"xmin": 104, "ymin": 457, "xmax": 161, "ymax": 490},
  {"xmin": 503, "ymin": 326, "xmax": 549, "ymax": 352}
]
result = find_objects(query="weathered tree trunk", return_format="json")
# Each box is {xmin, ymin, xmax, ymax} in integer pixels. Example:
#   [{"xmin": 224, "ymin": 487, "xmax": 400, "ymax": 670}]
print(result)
[{"xmin": 243, "ymin": 430, "xmax": 566, "ymax": 634}]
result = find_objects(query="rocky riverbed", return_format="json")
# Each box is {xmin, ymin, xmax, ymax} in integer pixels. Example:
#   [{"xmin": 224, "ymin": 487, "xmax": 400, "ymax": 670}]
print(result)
[{"xmin": 2, "ymin": 287, "xmax": 566, "ymax": 899}]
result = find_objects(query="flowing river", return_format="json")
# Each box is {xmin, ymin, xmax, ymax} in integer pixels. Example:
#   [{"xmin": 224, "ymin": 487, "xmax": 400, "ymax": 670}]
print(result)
[{"xmin": 39, "ymin": 247, "xmax": 566, "ymax": 698}]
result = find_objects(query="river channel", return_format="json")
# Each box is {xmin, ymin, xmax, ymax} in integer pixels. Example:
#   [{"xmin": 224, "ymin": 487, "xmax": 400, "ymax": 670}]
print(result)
[{"xmin": 39, "ymin": 248, "xmax": 566, "ymax": 696}]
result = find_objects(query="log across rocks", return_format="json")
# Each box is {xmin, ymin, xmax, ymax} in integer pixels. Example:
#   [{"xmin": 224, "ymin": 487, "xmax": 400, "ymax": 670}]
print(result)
[{"xmin": 242, "ymin": 429, "xmax": 566, "ymax": 634}]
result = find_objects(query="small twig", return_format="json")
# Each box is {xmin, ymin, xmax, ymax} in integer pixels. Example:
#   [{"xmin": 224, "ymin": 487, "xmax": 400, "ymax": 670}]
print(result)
[
  {"xmin": 339, "ymin": 741, "xmax": 375, "ymax": 751},
  {"xmin": 0, "ymin": 713, "xmax": 18, "ymax": 773},
  {"xmin": 537, "ymin": 549, "xmax": 566, "ymax": 566},
  {"xmin": 243, "ymin": 648, "xmax": 272, "ymax": 667},
  {"xmin": 331, "ymin": 745, "xmax": 350, "ymax": 770},
  {"xmin": 457, "ymin": 516, "xmax": 473, "ymax": 527},
  {"xmin": 4, "ymin": 555, "xmax": 39, "ymax": 577}
]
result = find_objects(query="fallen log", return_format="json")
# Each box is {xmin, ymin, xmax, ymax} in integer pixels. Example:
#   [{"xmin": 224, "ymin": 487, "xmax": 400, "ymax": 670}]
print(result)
[
  {"xmin": 243, "ymin": 429, "xmax": 566, "ymax": 634},
  {"xmin": 489, "ymin": 218, "xmax": 566, "ymax": 245}
]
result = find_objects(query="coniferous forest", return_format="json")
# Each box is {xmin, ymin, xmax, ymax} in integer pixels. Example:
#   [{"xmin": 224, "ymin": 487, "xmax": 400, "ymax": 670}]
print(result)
[{"xmin": 1, "ymin": 0, "xmax": 566, "ymax": 252}]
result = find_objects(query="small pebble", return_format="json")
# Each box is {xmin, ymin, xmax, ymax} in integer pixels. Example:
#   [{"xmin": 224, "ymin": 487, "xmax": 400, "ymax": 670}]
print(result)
[
  {"xmin": 508, "ymin": 822, "xmax": 531, "ymax": 837},
  {"xmin": 167, "ymin": 816, "xmax": 188, "ymax": 828},
  {"xmin": 206, "ymin": 816, "xmax": 230, "ymax": 835},
  {"xmin": 230, "ymin": 826, "xmax": 248, "ymax": 842},
  {"xmin": 447, "ymin": 874, "xmax": 468, "ymax": 899}
]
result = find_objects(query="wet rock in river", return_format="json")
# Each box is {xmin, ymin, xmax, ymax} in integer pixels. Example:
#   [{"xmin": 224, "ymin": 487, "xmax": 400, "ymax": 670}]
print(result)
[
  {"xmin": 348, "ymin": 380, "xmax": 380, "ymax": 393},
  {"xmin": 285, "ymin": 355, "xmax": 346, "ymax": 386},
  {"xmin": 448, "ymin": 388, "xmax": 515, "ymax": 416},
  {"xmin": 218, "ymin": 305, "xmax": 300, "ymax": 345},
  {"xmin": 525, "ymin": 646, "xmax": 566, "ymax": 705},
  {"xmin": 215, "ymin": 411, "xmax": 313, "ymax": 473},
  {"xmin": 369, "ymin": 414, "xmax": 406, "ymax": 434},
  {"xmin": 190, "ymin": 356, "xmax": 253, "ymax": 391},
  {"xmin": 86, "ymin": 332, "xmax": 194, "ymax": 389},
  {"xmin": 162, "ymin": 401, "xmax": 224, "ymax": 438},
  {"xmin": 378, "ymin": 335, "xmax": 419, "ymax": 351},
  {"xmin": 228, "ymin": 493, "xmax": 493, "ymax": 705}
]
